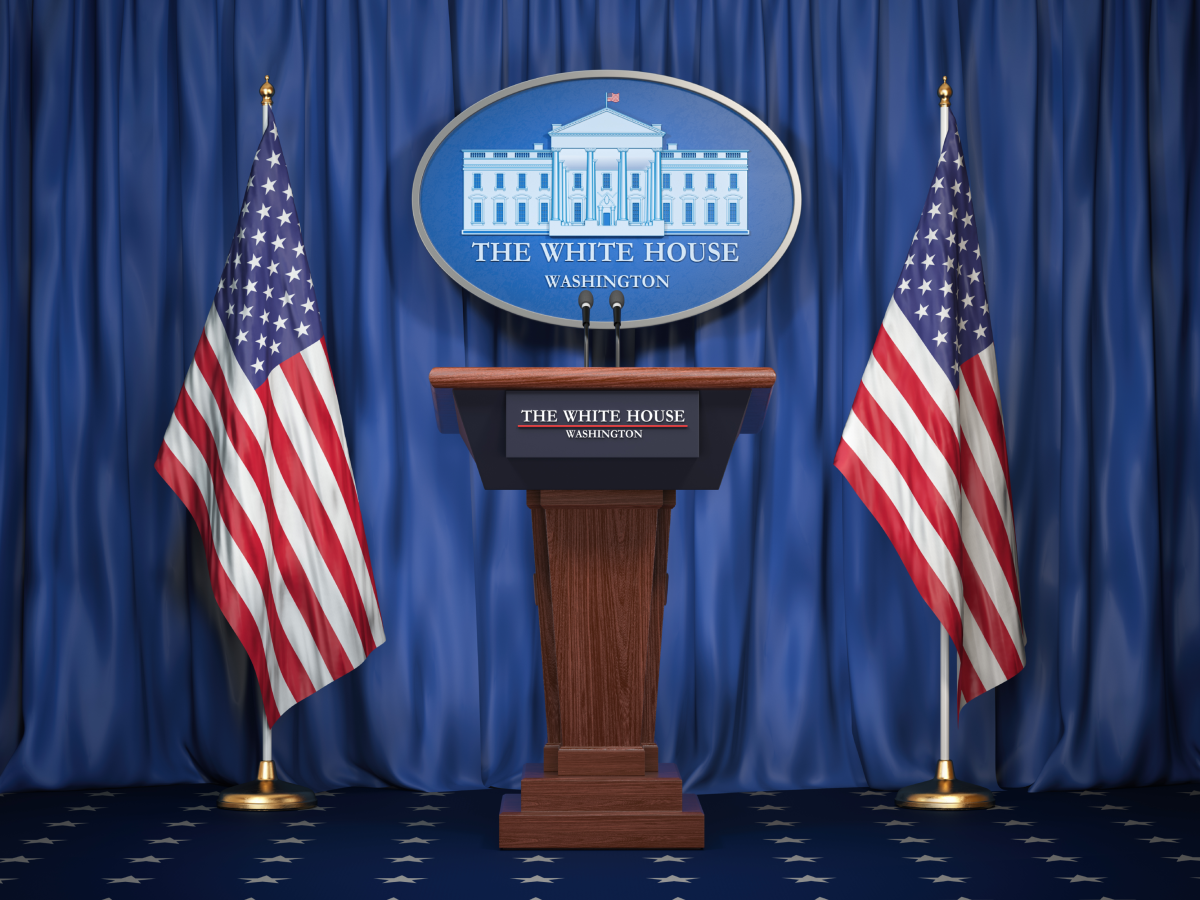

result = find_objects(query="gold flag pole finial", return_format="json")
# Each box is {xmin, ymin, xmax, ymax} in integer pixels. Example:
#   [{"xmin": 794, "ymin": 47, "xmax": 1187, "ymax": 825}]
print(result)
[
  {"xmin": 938, "ymin": 76, "xmax": 952, "ymax": 108},
  {"xmin": 260, "ymin": 75, "xmax": 275, "ymax": 106}
]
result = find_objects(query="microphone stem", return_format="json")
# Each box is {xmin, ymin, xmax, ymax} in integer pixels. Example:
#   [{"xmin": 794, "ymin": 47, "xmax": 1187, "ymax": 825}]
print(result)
[
  {"xmin": 583, "ymin": 321, "xmax": 590, "ymax": 367},
  {"xmin": 614, "ymin": 322, "xmax": 621, "ymax": 368}
]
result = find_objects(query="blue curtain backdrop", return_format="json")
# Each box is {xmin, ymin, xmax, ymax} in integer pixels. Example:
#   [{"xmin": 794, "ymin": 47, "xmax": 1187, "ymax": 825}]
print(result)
[{"xmin": 1, "ymin": 0, "xmax": 1197, "ymax": 794}]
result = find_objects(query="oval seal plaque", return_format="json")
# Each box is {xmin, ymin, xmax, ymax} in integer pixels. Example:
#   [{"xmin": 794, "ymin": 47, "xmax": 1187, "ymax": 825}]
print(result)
[{"xmin": 413, "ymin": 71, "xmax": 800, "ymax": 329}]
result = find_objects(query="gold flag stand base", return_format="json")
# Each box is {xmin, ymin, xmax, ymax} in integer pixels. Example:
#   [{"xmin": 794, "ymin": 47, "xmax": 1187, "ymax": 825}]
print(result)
[
  {"xmin": 217, "ymin": 761, "xmax": 317, "ymax": 811},
  {"xmin": 895, "ymin": 759, "xmax": 995, "ymax": 810}
]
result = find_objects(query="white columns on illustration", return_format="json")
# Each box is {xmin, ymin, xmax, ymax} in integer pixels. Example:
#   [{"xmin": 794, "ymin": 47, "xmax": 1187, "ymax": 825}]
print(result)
[{"xmin": 462, "ymin": 107, "xmax": 749, "ymax": 238}]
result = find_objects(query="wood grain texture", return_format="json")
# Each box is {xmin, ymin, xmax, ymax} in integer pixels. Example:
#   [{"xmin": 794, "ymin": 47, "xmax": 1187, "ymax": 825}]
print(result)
[
  {"xmin": 499, "ymin": 793, "xmax": 704, "ymax": 849},
  {"xmin": 643, "ymin": 743, "xmax": 659, "ymax": 772},
  {"xmin": 529, "ymin": 504, "xmax": 560, "ymax": 757},
  {"xmin": 531, "ymin": 489, "xmax": 667, "ymax": 509},
  {"xmin": 558, "ymin": 747, "xmax": 646, "ymax": 776},
  {"xmin": 430, "ymin": 366, "xmax": 775, "ymax": 390},
  {"xmin": 546, "ymin": 501, "xmax": 657, "ymax": 747},
  {"xmin": 518, "ymin": 489, "xmax": 698, "ymax": 847},
  {"xmin": 642, "ymin": 494, "xmax": 672, "ymax": 747},
  {"xmin": 520, "ymin": 763, "xmax": 682, "ymax": 811}
]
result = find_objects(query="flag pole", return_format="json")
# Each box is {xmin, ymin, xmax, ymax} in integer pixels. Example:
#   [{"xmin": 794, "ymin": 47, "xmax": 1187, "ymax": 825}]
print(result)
[
  {"xmin": 217, "ymin": 75, "xmax": 317, "ymax": 813},
  {"xmin": 895, "ymin": 76, "xmax": 996, "ymax": 813},
  {"xmin": 938, "ymin": 86, "xmax": 952, "ymax": 769}
]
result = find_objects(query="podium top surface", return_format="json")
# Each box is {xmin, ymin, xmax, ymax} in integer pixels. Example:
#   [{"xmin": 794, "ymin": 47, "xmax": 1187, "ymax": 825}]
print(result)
[{"xmin": 429, "ymin": 366, "xmax": 776, "ymax": 391}]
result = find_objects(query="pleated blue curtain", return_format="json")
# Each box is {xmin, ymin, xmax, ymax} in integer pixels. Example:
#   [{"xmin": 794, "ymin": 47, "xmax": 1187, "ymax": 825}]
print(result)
[{"xmin": 1, "ymin": 0, "xmax": 1196, "ymax": 794}]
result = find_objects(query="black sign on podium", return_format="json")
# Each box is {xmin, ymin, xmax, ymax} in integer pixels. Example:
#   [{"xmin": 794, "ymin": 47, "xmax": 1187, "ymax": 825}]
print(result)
[{"xmin": 432, "ymin": 368, "xmax": 773, "ymax": 490}]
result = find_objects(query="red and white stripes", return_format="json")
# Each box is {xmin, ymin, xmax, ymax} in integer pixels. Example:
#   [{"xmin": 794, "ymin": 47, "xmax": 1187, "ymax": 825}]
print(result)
[
  {"xmin": 836, "ymin": 302, "xmax": 1025, "ymax": 707},
  {"xmin": 156, "ymin": 307, "xmax": 384, "ymax": 724}
]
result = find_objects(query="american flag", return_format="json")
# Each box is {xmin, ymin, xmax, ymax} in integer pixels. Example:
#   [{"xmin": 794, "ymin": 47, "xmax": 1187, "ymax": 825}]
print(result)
[
  {"xmin": 835, "ymin": 110, "xmax": 1025, "ymax": 708},
  {"xmin": 156, "ymin": 108, "xmax": 384, "ymax": 726},
  {"xmin": 607, "ymin": 92, "xmax": 620, "ymax": 103}
]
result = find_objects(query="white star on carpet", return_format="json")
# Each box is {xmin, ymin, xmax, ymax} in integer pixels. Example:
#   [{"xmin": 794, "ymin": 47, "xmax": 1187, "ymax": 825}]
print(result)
[
  {"xmin": 1034, "ymin": 855, "xmax": 1079, "ymax": 862},
  {"xmin": 906, "ymin": 855, "xmax": 949, "ymax": 862},
  {"xmin": 66, "ymin": 806, "xmax": 103, "ymax": 811},
  {"xmin": 180, "ymin": 805, "xmax": 214, "ymax": 812},
  {"xmin": 864, "ymin": 804, "xmax": 894, "ymax": 811},
  {"xmin": 410, "ymin": 805, "xmax": 445, "ymax": 811},
  {"xmin": 645, "ymin": 856, "xmax": 689, "ymax": 862},
  {"xmin": 649, "ymin": 875, "xmax": 694, "ymax": 883},
  {"xmin": 21, "ymin": 839, "xmax": 60, "ymax": 845},
  {"xmin": 163, "ymin": 821, "xmax": 204, "ymax": 827},
  {"xmin": 1056, "ymin": 874, "xmax": 1104, "ymax": 882},
  {"xmin": 104, "ymin": 876, "xmax": 153, "ymax": 883},
  {"xmin": 515, "ymin": 875, "xmax": 561, "ymax": 883},
  {"xmin": 89, "ymin": 792, "xmax": 122, "ymax": 797},
  {"xmin": 283, "ymin": 820, "xmax": 323, "ymax": 827},
  {"xmin": 403, "ymin": 821, "xmax": 441, "ymax": 827},
  {"xmin": 921, "ymin": 875, "xmax": 969, "ymax": 882},
  {"xmin": 766, "ymin": 837, "xmax": 809, "ymax": 843},
  {"xmin": 388, "ymin": 856, "xmax": 430, "ymax": 863},
  {"xmin": 1165, "ymin": 855, "xmax": 1200, "ymax": 862},
  {"xmin": 1114, "ymin": 819, "xmax": 1152, "ymax": 825},
  {"xmin": 272, "ymin": 838, "xmax": 311, "ymax": 845},
  {"xmin": 785, "ymin": 875, "xmax": 832, "ymax": 883},
  {"xmin": 45, "ymin": 821, "xmax": 83, "ymax": 827},
  {"xmin": 0, "ymin": 857, "xmax": 39, "ymax": 863},
  {"xmin": 1138, "ymin": 836, "xmax": 1178, "ymax": 843},
  {"xmin": 395, "ymin": 837, "xmax": 437, "ymax": 844},
  {"xmin": 996, "ymin": 820, "xmax": 1034, "ymax": 826},
  {"xmin": 126, "ymin": 856, "xmax": 169, "ymax": 863},
  {"xmin": 760, "ymin": 820, "xmax": 797, "ymax": 826},
  {"xmin": 853, "ymin": 790, "xmax": 888, "ymax": 796},
  {"xmin": 242, "ymin": 875, "xmax": 289, "ymax": 883},
  {"xmin": 378, "ymin": 875, "xmax": 424, "ymax": 883},
  {"xmin": 146, "ymin": 838, "xmax": 188, "ymax": 844},
  {"xmin": 891, "ymin": 837, "xmax": 933, "ymax": 843},
  {"xmin": 777, "ymin": 855, "xmax": 820, "ymax": 862},
  {"xmin": 1014, "ymin": 837, "xmax": 1056, "ymax": 843},
  {"xmin": 878, "ymin": 820, "xmax": 916, "ymax": 826},
  {"xmin": 752, "ymin": 805, "xmax": 788, "ymax": 810},
  {"xmin": 257, "ymin": 856, "xmax": 300, "ymax": 863}
]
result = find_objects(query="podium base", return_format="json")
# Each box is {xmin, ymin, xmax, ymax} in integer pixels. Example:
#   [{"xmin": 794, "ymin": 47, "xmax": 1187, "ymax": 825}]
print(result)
[
  {"xmin": 895, "ymin": 759, "xmax": 995, "ymax": 810},
  {"xmin": 499, "ymin": 763, "xmax": 704, "ymax": 848},
  {"xmin": 217, "ymin": 761, "xmax": 317, "ymax": 811},
  {"xmin": 500, "ymin": 792, "xmax": 704, "ymax": 848}
]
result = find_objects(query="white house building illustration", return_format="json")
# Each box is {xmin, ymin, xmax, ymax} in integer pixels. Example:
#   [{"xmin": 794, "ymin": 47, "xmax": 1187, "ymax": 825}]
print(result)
[{"xmin": 462, "ymin": 108, "xmax": 748, "ymax": 237}]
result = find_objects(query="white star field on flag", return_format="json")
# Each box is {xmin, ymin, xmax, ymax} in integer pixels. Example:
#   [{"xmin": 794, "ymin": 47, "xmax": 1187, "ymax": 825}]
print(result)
[
  {"xmin": 214, "ymin": 110, "xmax": 323, "ymax": 391},
  {"xmin": 889, "ymin": 124, "xmax": 992, "ymax": 389}
]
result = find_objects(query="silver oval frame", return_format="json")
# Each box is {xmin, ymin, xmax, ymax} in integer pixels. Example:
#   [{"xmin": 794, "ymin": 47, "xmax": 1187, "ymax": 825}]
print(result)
[{"xmin": 412, "ymin": 70, "xmax": 801, "ymax": 330}]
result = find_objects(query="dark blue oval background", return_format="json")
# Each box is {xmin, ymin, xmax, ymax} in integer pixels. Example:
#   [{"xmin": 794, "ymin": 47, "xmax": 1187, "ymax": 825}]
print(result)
[{"xmin": 415, "ymin": 74, "xmax": 799, "ymax": 328}]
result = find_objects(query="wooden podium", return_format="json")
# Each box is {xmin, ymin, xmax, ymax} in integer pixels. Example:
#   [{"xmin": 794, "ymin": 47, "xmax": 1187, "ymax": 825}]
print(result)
[{"xmin": 429, "ymin": 367, "xmax": 775, "ymax": 848}]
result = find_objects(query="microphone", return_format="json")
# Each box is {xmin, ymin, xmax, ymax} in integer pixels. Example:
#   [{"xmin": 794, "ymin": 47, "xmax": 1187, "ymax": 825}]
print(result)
[
  {"xmin": 608, "ymin": 290, "xmax": 624, "ymax": 368},
  {"xmin": 578, "ymin": 290, "xmax": 593, "ymax": 367}
]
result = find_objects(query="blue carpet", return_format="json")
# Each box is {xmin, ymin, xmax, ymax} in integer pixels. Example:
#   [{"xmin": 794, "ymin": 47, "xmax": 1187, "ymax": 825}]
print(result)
[{"xmin": 1, "ymin": 779, "xmax": 1196, "ymax": 898}]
